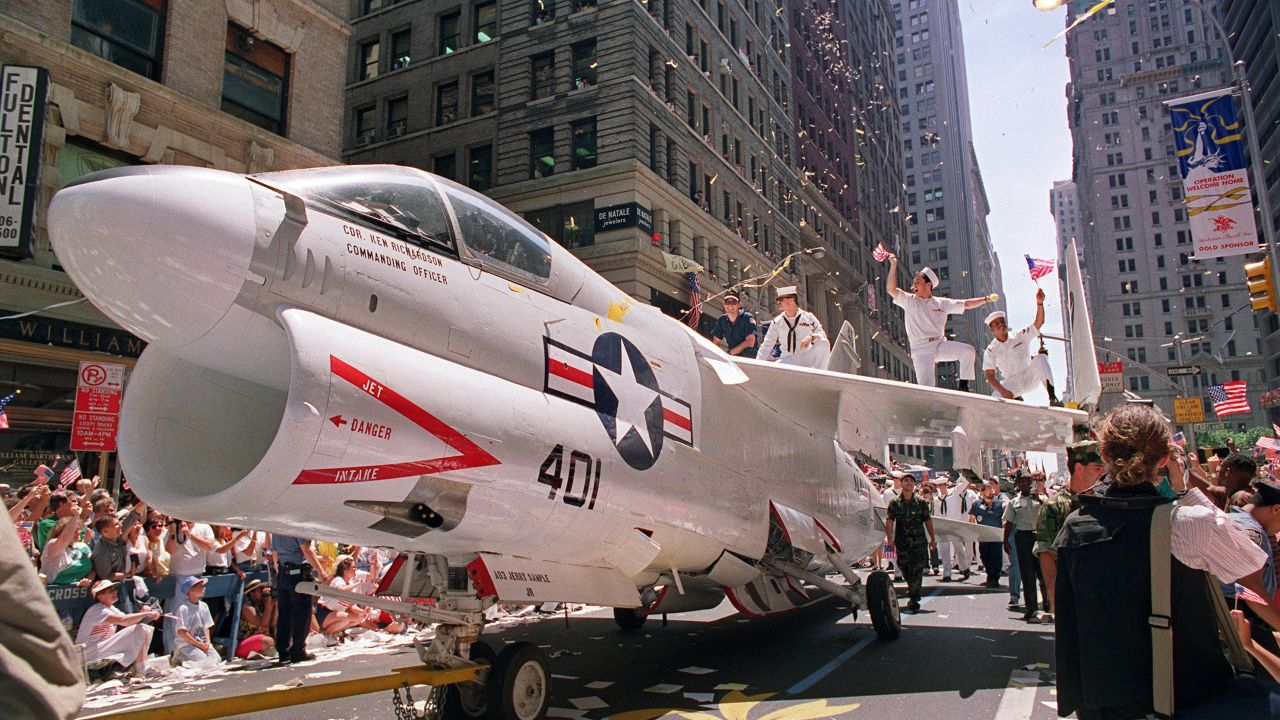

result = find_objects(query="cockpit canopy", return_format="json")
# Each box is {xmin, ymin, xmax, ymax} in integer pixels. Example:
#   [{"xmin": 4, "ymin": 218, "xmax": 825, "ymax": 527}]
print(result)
[{"xmin": 255, "ymin": 165, "xmax": 553, "ymax": 284}]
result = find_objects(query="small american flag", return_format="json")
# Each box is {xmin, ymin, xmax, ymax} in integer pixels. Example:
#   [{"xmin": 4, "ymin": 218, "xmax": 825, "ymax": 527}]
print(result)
[
  {"xmin": 1236, "ymin": 584, "xmax": 1269, "ymax": 606},
  {"xmin": 1209, "ymin": 381, "xmax": 1251, "ymax": 417},
  {"xmin": 1171, "ymin": 431, "xmax": 1186, "ymax": 448},
  {"xmin": 58, "ymin": 459, "xmax": 81, "ymax": 489},
  {"xmin": 872, "ymin": 243, "xmax": 891, "ymax": 262},
  {"xmin": 866, "ymin": 284, "xmax": 876, "ymax": 311},
  {"xmin": 1257, "ymin": 436, "xmax": 1280, "ymax": 452},
  {"xmin": 1025, "ymin": 255, "xmax": 1055, "ymax": 282},
  {"xmin": 1272, "ymin": 422, "xmax": 1280, "ymax": 437},
  {"xmin": 686, "ymin": 272, "xmax": 701, "ymax": 328}
]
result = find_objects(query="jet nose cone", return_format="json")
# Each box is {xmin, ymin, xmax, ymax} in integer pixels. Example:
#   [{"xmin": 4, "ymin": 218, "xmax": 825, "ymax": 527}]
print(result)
[{"xmin": 48, "ymin": 166, "xmax": 257, "ymax": 348}]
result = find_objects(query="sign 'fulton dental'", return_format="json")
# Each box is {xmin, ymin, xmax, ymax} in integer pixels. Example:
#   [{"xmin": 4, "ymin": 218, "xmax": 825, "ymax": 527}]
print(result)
[
  {"xmin": 0, "ymin": 65, "xmax": 48, "ymax": 256},
  {"xmin": 1166, "ymin": 87, "xmax": 1258, "ymax": 259}
]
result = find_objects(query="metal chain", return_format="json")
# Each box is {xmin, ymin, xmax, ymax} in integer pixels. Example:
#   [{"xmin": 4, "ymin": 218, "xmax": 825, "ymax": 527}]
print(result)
[{"xmin": 391, "ymin": 683, "xmax": 447, "ymax": 720}]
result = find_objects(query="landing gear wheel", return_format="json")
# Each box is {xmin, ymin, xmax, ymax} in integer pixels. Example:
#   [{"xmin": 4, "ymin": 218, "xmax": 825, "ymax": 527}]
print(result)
[
  {"xmin": 867, "ymin": 570, "xmax": 902, "ymax": 640},
  {"xmin": 442, "ymin": 640, "xmax": 498, "ymax": 719},
  {"xmin": 613, "ymin": 607, "xmax": 647, "ymax": 631},
  {"xmin": 486, "ymin": 642, "xmax": 550, "ymax": 720}
]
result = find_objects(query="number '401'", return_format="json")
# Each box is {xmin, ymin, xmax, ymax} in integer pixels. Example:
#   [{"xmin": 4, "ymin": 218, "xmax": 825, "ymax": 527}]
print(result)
[{"xmin": 537, "ymin": 444, "xmax": 601, "ymax": 509}]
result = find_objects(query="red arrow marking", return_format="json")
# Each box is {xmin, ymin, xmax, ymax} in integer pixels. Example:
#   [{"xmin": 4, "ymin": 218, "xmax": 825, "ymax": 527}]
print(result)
[
  {"xmin": 294, "ymin": 356, "xmax": 501, "ymax": 485},
  {"xmin": 329, "ymin": 415, "xmax": 348, "ymax": 428}
]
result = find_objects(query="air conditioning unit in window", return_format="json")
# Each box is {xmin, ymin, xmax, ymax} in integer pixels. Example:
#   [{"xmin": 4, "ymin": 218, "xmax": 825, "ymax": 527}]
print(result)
[
  {"xmin": 388, "ymin": 124, "xmax": 406, "ymax": 138},
  {"xmin": 357, "ymin": 131, "xmax": 377, "ymax": 146}
]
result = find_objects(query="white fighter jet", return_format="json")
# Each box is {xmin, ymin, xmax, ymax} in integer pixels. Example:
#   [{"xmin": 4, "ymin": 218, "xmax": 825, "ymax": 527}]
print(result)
[{"xmin": 49, "ymin": 165, "xmax": 1081, "ymax": 718}]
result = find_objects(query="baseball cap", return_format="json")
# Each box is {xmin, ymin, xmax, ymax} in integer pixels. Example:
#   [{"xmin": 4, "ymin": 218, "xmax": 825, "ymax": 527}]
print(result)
[{"xmin": 180, "ymin": 576, "xmax": 208, "ymax": 595}]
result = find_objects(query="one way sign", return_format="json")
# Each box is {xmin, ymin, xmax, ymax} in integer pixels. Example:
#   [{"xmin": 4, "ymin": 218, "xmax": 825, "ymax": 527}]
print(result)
[{"xmin": 1167, "ymin": 365, "xmax": 1202, "ymax": 377}]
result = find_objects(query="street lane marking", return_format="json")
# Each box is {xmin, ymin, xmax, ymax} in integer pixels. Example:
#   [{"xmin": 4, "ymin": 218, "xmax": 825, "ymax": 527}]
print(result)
[
  {"xmin": 787, "ymin": 587, "xmax": 944, "ymax": 695},
  {"xmin": 994, "ymin": 670, "xmax": 1040, "ymax": 720}
]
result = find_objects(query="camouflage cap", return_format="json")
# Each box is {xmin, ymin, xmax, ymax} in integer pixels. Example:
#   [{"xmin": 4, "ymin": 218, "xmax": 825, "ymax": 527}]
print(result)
[{"xmin": 1067, "ymin": 440, "xmax": 1102, "ymax": 465}]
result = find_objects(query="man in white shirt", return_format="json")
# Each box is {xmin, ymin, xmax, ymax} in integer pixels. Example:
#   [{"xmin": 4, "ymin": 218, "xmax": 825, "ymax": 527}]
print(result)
[
  {"xmin": 983, "ymin": 287, "xmax": 1060, "ymax": 405},
  {"xmin": 76, "ymin": 579, "xmax": 159, "ymax": 676},
  {"xmin": 886, "ymin": 254, "xmax": 996, "ymax": 390},
  {"xmin": 758, "ymin": 285, "xmax": 830, "ymax": 368}
]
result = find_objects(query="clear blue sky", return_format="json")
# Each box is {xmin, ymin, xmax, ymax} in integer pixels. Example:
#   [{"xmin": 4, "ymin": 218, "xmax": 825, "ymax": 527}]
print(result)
[{"xmin": 960, "ymin": 3, "xmax": 1074, "ymax": 403}]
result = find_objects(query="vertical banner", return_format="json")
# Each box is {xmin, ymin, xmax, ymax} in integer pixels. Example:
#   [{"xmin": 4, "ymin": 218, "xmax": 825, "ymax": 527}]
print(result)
[
  {"xmin": 0, "ymin": 65, "xmax": 49, "ymax": 257},
  {"xmin": 1166, "ymin": 87, "xmax": 1258, "ymax": 259}
]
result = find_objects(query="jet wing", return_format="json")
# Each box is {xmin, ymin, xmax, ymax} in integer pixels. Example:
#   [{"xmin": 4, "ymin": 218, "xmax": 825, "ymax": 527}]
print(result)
[
  {"xmin": 927, "ymin": 515, "xmax": 1003, "ymax": 544},
  {"xmin": 731, "ymin": 360, "xmax": 1085, "ymax": 469}
]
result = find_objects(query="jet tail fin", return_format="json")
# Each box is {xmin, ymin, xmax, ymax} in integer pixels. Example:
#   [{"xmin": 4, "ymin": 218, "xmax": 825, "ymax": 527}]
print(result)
[{"xmin": 824, "ymin": 321, "xmax": 861, "ymax": 375}]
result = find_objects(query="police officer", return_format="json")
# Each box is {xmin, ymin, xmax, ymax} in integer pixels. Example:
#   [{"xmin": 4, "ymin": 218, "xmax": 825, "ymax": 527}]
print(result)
[
  {"xmin": 1054, "ymin": 403, "xmax": 1272, "ymax": 718},
  {"xmin": 272, "ymin": 534, "xmax": 328, "ymax": 665},
  {"xmin": 884, "ymin": 474, "xmax": 937, "ymax": 612},
  {"xmin": 709, "ymin": 291, "xmax": 758, "ymax": 357},
  {"xmin": 1002, "ymin": 471, "xmax": 1044, "ymax": 622},
  {"xmin": 1034, "ymin": 440, "xmax": 1105, "ymax": 621},
  {"xmin": 757, "ymin": 286, "xmax": 829, "ymax": 368}
]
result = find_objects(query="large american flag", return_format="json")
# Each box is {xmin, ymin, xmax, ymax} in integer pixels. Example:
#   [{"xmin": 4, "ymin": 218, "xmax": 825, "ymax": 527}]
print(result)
[
  {"xmin": 1209, "ymin": 381, "xmax": 1251, "ymax": 417},
  {"xmin": 1025, "ymin": 255, "xmax": 1055, "ymax": 281},
  {"xmin": 872, "ymin": 243, "xmax": 891, "ymax": 262},
  {"xmin": 686, "ymin": 272, "xmax": 701, "ymax": 328}
]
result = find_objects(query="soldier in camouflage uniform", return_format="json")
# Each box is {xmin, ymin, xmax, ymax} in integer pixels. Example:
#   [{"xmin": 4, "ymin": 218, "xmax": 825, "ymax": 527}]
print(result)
[
  {"xmin": 1034, "ymin": 440, "xmax": 1105, "ymax": 621},
  {"xmin": 884, "ymin": 474, "xmax": 937, "ymax": 612}
]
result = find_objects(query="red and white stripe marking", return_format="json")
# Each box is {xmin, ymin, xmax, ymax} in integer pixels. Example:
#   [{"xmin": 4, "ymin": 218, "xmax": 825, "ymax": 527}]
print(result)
[
  {"xmin": 660, "ymin": 394, "xmax": 693, "ymax": 444},
  {"xmin": 545, "ymin": 340, "xmax": 595, "ymax": 404}
]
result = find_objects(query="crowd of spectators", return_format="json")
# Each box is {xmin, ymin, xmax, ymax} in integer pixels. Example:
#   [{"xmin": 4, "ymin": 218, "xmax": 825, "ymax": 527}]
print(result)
[{"xmin": 3, "ymin": 470, "xmax": 406, "ymax": 681}]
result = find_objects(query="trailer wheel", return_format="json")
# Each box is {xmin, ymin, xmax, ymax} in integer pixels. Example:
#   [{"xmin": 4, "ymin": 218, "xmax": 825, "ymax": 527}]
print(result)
[
  {"xmin": 486, "ymin": 642, "xmax": 550, "ymax": 720},
  {"xmin": 441, "ymin": 640, "xmax": 498, "ymax": 719},
  {"xmin": 867, "ymin": 570, "xmax": 902, "ymax": 640}
]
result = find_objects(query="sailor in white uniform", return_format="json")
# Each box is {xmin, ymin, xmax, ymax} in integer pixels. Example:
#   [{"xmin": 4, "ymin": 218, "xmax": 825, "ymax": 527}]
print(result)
[
  {"xmin": 885, "ymin": 254, "xmax": 995, "ymax": 390},
  {"xmin": 758, "ymin": 285, "xmax": 830, "ymax": 369},
  {"xmin": 983, "ymin": 288, "xmax": 1060, "ymax": 405}
]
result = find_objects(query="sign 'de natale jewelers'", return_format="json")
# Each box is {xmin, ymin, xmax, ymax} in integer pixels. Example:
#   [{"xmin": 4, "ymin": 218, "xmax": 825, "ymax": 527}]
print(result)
[{"xmin": 1165, "ymin": 87, "xmax": 1258, "ymax": 259}]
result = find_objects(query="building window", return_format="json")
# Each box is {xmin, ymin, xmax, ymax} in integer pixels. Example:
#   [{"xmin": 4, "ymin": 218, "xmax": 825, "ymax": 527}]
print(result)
[
  {"xmin": 572, "ymin": 40, "xmax": 597, "ymax": 89},
  {"xmin": 471, "ymin": 71, "xmax": 495, "ymax": 115},
  {"xmin": 474, "ymin": 2, "xmax": 497, "ymax": 43},
  {"xmin": 526, "ymin": 201, "xmax": 595, "ymax": 249},
  {"xmin": 433, "ymin": 152, "xmax": 456, "ymax": 179},
  {"xmin": 358, "ymin": 38, "xmax": 380, "ymax": 80},
  {"xmin": 530, "ymin": 127, "xmax": 554, "ymax": 178},
  {"xmin": 354, "ymin": 105, "xmax": 376, "ymax": 144},
  {"xmin": 469, "ymin": 145, "xmax": 493, "ymax": 190},
  {"xmin": 386, "ymin": 95, "xmax": 408, "ymax": 137},
  {"xmin": 390, "ymin": 29, "xmax": 412, "ymax": 70},
  {"xmin": 531, "ymin": 52, "xmax": 555, "ymax": 99},
  {"xmin": 439, "ymin": 11, "xmax": 460, "ymax": 54},
  {"xmin": 70, "ymin": 0, "xmax": 165, "ymax": 80},
  {"xmin": 436, "ymin": 81, "xmax": 459, "ymax": 125},
  {"xmin": 222, "ymin": 24, "xmax": 289, "ymax": 135},
  {"xmin": 532, "ymin": 0, "xmax": 555, "ymax": 23},
  {"xmin": 571, "ymin": 118, "xmax": 597, "ymax": 169}
]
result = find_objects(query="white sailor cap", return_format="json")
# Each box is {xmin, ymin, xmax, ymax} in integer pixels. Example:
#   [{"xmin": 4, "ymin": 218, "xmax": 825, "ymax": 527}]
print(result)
[
  {"xmin": 916, "ymin": 266, "xmax": 939, "ymax": 287},
  {"xmin": 985, "ymin": 310, "xmax": 1007, "ymax": 326},
  {"xmin": 775, "ymin": 285, "xmax": 798, "ymax": 298}
]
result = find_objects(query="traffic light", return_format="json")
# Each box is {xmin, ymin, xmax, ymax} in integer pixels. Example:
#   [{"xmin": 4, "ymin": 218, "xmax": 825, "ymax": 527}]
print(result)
[{"xmin": 1246, "ymin": 257, "xmax": 1277, "ymax": 312}]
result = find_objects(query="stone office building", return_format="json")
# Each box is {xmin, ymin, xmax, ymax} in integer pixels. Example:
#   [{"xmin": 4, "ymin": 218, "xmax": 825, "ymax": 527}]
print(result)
[
  {"xmin": 0, "ymin": 0, "xmax": 348, "ymax": 483},
  {"xmin": 343, "ymin": 0, "xmax": 910, "ymax": 381}
]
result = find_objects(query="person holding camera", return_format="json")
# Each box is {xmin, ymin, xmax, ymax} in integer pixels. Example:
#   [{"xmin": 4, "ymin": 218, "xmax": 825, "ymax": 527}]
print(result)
[{"xmin": 271, "ymin": 534, "xmax": 329, "ymax": 665}]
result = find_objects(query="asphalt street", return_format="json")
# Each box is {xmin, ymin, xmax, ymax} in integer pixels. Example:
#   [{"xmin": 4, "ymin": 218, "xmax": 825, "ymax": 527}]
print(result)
[{"xmin": 80, "ymin": 572, "xmax": 1064, "ymax": 720}]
